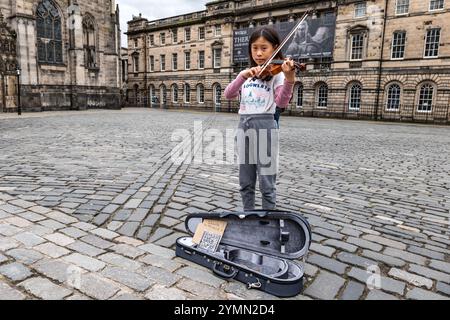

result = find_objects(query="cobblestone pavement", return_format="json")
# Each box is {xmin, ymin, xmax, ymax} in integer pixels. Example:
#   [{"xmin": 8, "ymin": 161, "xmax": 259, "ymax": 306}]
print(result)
[{"xmin": 0, "ymin": 108, "xmax": 449, "ymax": 300}]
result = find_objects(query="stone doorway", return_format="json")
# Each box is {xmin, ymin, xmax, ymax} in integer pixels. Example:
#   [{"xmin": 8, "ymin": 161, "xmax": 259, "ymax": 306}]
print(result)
[
  {"xmin": 0, "ymin": 74, "xmax": 17, "ymax": 112},
  {"xmin": 0, "ymin": 10, "xmax": 18, "ymax": 112}
]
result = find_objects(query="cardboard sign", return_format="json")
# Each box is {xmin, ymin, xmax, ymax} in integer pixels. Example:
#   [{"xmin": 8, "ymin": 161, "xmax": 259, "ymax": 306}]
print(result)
[{"xmin": 192, "ymin": 219, "xmax": 227, "ymax": 252}]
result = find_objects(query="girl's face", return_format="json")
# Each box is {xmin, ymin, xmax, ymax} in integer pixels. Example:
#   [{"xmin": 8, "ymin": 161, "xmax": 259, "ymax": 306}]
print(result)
[{"xmin": 251, "ymin": 36, "xmax": 277, "ymax": 66}]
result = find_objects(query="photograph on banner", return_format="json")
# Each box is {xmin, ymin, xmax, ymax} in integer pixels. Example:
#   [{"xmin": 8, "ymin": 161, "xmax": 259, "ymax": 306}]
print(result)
[{"xmin": 233, "ymin": 12, "xmax": 336, "ymax": 63}]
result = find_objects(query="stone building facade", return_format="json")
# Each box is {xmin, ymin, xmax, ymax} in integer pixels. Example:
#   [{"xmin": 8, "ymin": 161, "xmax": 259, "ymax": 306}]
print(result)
[
  {"xmin": 0, "ymin": 0, "xmax": 122, "ymax": 112},
  {"xmin": 127, "ymin": 0, "xmax": 450, "ymax": 123}
]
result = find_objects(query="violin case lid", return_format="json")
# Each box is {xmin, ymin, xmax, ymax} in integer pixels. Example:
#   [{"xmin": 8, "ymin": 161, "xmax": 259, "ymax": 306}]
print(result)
[{"xmin": 184, "ymin": 209, "xmax": 311, "ymax": 260}]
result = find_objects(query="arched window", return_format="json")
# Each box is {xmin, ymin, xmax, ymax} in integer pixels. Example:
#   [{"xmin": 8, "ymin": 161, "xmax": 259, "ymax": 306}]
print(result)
[
  {"xmin": 295, "ymin": 83, "xmax": 303, "ymax": 108},
  {"xmin": 316, "ymin": 83, "xmax": 328, "ymax": 108},
  {"xmin": 417, "ymin": 83, "xmax": 434, "ymax": 112},
  {"xmin": 36, "ymin": 0, "xmax": 63, "ymax": 64},
  {"xmin": 184, "ymin": 83, "xmax": 190, "ymax": 103},
  {"xmin": 197, "ymin": 84, "xmax": 205, "ymax": 103},
  {"xmin": 172, "ymin": 84, "xmax": 178, "ymax": 103},
  {"xmin": 149, "ymin": 85, "xmax": 156, "ymax": 106},
  {"xmin": 348, "ymin": 83, "xmax": 362, "ymax": 110},
  {"xmin": 83, "ymin": 14, "xmax": 97, "ymax": 69},
  {"xmin": 160, "ymin": 84, "xmax": 167, "ymax": 107},
  {"xmin": 386, "ymin": 83, "xmax": 401, "ymax": 111},
  {"xmin": 214, "ymin": 84, "xmax": 222, "ymax": 106}
]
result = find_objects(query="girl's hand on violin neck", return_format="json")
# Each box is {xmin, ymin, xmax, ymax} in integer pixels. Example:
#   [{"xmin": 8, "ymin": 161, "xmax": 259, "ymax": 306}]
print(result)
[
  {"xmin": 282, "ymin": 59, "xmax": 296, "ymax": 83},
  {"xmin": 240, "ymin": 66, "xmax": 262, "ymax": 79}
]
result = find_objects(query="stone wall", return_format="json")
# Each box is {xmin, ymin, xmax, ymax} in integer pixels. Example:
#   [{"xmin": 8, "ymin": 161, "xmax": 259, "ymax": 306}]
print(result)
[{"xmin": 1, "ymin": 0, "xmax": 122, "ymax": 112}]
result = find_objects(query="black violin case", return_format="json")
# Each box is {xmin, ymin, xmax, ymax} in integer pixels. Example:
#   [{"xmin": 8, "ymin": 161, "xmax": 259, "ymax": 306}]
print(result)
[{"xmin": 175, "ymin": 210, "xmax": 311, "ymax": 297}]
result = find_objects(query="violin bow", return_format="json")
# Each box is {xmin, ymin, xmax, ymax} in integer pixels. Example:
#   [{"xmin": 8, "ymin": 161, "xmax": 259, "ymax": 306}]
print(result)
[{"xmin": 256, "ymin": 10, "xmax": 310, "ymax": 78}]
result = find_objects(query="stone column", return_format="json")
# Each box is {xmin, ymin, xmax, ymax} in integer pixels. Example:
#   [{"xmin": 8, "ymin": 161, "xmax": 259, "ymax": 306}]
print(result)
[{"xmin": 14, "ymin": 16, "xmax": 39, "ymax": 86}]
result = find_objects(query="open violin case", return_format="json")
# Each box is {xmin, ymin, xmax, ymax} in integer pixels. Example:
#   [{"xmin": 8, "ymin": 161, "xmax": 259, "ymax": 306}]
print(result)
[{"xmin": 175, "ymin": 210, "xmax": 311, "ymax": 297}]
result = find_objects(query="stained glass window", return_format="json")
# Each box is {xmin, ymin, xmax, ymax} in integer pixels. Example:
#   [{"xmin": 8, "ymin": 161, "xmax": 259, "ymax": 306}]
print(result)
[{"xmin": 36, "ymin": 0, "xmax": 63, "ymax": 64}]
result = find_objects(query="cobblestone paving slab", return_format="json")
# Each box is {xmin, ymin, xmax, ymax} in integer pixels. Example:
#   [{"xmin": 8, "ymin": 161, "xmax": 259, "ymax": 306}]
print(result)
[{"xmin": 0, "ymin": 109, "xmax": 449, "ymax": 300}]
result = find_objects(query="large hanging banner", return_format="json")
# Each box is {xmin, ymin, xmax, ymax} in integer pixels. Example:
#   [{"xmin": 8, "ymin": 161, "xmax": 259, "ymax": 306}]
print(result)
[{"xmin": 233, "ymin": 13, "xmax": 336, "ymax": 63}]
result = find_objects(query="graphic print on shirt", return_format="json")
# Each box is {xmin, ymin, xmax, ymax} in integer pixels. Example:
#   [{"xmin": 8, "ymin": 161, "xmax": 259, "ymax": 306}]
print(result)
[
  {"xmin": 239, "ymin": 73, "xmax": 284, "ymax": 114},
  {"xmin": 241, "ymin": 82, "xmax": 272, "ymax": 110}
]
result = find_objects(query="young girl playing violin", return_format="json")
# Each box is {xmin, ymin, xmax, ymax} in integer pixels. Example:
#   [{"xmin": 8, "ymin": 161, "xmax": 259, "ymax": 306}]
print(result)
[{"xmin": 224, "ymin": 27, "xmax": 296, "ymax": 211}]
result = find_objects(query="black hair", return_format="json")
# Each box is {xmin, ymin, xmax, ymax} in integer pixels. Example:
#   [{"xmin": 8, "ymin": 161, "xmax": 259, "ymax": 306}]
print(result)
[{"xmin": 248, "ymin": 27, "xmax": 284, "ymax": 67}]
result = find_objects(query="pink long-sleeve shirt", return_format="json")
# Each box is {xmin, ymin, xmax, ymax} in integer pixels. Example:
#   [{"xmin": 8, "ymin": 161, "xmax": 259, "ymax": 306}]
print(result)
[{"xmin": 224, "ymin": 73, "xmax": 294, "ymax": 115}]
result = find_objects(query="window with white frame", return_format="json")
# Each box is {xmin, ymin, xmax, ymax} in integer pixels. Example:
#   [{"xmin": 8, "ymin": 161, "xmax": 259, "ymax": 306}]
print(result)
[
  {"xmin": 149, "ymin": 85, "xmax": 155, "ymax": 105},
  {"xmin": 430, "ymin": 0, "xmax": 445, "ymax": 11},
  {"xmin": 149, "ymin": 56, "xmax": 154, "ymax": 72},
  {"xmin": 133, "ymin": 54, "xmax": 139, "ymax": 73},
  {"xmin": 160, "ymin": 32, "xmax": 165, "ymax": 45},
  {"xmin": 396, "ymin": 0, "xmax": 409, "ymax": 15},
  {"xmin": 348, "ymin": 83, "xmax": 362, "ymax": 111},
  {"xmin": 160, "ymin": 54, "xmax": 165, "ymax": 71},
  {"xmin": 197, "ymin": 84, "xmax": 205, "ymax": 103},
  {"xmin": 214, "ymin": 84, "xmax": 222, "ymax": 106},
  {"xmin": 172, "ymin": 29, "xmax": 178, "ymax": 43},
  {"xmin": 392, "ymin": 31, "xmax": 406, "ymax": 59},
  {"xmin": 213, "ymin": 48, "xmax": 222, "ymax": 68},
  {"xmin": 424, "ymin": 28, "xmax": 441, "ymax": 58},
  {"xmin": 295, "ymin": 84, "xmax": 304, "ymax": 108},
  {"xmin": 355, "ymin": 2, "xmax": 367, "ymax": 17},
  {"xmin": 172, "ymin": 84, "xmax": 178, "ymax": 103},
  {"xmin": 160, "ymin": 85, "xmax": 167, "ymax": 105},
  {"xmin": 172, "ymin": 53, "xmax": 177, "ymax": 70},
  {"xmin": 215, "ymin": 25, "xmax": 222, "ymax": 36},
  {"xmin": 199, "ymin": 26, "xmax": 205, "ymax": 40},
  {"xmin": 149, "ymin": 34, "xmax": 154, "ymax": 46},
  {"xmin": 198, "ymin": 51, "xmax": 205, "ymax": 69},
  {"xmin": 184, "ymin": 84, "xmax": 191, "ymax": 103},
  {"xmin": 185, "ymin": 28, "xmax": 191, "ymax": 41},
  {"xmin": 417, "ymin": 84, "xmax": 434, "ymax": 112},
  {"xmin": 185, "ymin": 52, "xmax": 191, "ymax": 70},
  {"xmin": 351, "ymin": 33, "xmax": 364, "ymax": 60},
  {"xmin": 386, "ymin": 84, "xmax": 401, "ymax": 110},
  {"xmin": 317, "ymin": 84, "xmax": 328, "ymax": 108}
]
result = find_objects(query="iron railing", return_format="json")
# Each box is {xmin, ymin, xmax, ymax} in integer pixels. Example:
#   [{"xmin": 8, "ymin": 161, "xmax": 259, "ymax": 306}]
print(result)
[
  {"xmin": 125, "ymin": 98, "xmax": 450, "ymax": 125},
  {"xmin": 286, "ymin": 103, "xmax": 450, "ymax": 124}
]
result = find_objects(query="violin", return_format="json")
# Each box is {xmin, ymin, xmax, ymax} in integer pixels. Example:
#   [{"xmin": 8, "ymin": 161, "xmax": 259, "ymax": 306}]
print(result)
[{"xmin": 255, "ymin": 59, "xmax": 307, "ymax": 81}]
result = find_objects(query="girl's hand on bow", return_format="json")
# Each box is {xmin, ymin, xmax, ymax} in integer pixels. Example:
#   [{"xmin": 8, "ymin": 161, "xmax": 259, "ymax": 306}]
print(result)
[
  {"xmin": 282, "ymin": 58, "xmax": 296, "ymax": 83},
  {"xmin": 240, "ymin": 66, "xmax": 262, "ymax": 79}
]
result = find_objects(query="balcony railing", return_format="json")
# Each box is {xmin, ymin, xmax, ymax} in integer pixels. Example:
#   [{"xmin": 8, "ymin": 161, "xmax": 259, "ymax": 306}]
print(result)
[
  {"xmin": 236, "ymin": 0, "xmax": 276, "ymax": 9},
  {"xmin": 146, "ymin": 11, "xmax": 206, "ymax": 28}
]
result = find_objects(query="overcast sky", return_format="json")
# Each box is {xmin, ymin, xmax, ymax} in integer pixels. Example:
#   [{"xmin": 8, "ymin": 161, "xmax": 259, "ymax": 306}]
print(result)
[{"xmin": 117, "ymin": 0, "xmax": 209, "ymax": 47}]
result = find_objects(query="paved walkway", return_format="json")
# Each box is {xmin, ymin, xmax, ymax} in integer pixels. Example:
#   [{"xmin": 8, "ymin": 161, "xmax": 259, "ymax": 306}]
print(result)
[{"xmin": 0, "ymin": 108, "xmax": 449, "ymax": 300}]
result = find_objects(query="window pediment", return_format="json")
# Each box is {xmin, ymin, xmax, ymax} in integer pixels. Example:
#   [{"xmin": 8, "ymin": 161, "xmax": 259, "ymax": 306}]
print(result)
[
  {"xmin": 348, "ymin": 25, "xmax": 368, "ymax": 35},
  {"xmin": 211, "ymin": 40, "xmax": 224, "ymax": 48}
]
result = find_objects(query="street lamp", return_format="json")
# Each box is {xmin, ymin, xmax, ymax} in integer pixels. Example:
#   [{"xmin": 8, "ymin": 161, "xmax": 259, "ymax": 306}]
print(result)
[{"xmin": 16, "ymin": 66, "xmax": 21, "ymax": 116}]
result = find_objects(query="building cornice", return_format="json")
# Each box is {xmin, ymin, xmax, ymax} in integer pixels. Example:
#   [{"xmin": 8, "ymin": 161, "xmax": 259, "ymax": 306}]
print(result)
[{"xmin": 127, "ymin": 0, "xmax": 336, "ymax": 36}]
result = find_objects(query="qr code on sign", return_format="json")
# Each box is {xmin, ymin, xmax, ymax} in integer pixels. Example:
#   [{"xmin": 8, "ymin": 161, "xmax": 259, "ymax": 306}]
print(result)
[{"xmin": 198, "ymin": 231, "xmax": 221, "ymax": 252}]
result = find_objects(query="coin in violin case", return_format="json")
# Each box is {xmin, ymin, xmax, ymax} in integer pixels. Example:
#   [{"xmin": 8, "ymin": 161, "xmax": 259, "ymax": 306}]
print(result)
[{"xmin": 175, "ymin": 210, "xmax": 311, "ymax": 298}]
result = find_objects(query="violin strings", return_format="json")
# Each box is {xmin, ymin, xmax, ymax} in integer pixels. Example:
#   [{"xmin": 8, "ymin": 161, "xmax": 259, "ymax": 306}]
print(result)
[{"xmin": 257, "ymin": 10, "xmax": 310, "ymax": 78}]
